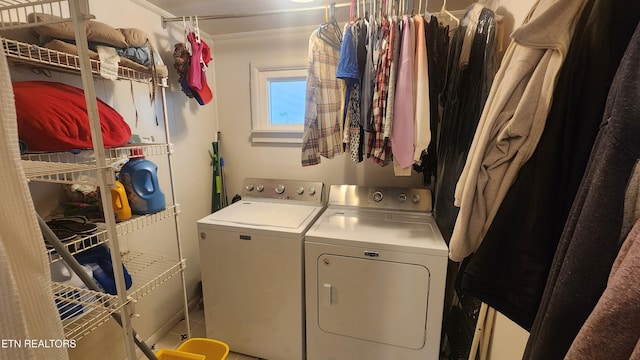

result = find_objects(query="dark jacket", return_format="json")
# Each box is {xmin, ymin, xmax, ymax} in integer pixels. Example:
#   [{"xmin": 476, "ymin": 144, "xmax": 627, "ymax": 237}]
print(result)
[
  {"xmin": 524, "ymin": 21, "xmax": 640, "ymax": 358},
  {"xmin": 459, "ymin": 0, "xmax": 640, "ymax": 332}
]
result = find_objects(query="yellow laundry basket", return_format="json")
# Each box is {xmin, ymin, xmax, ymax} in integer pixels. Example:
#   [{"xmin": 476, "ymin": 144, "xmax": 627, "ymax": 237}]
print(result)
[
  {"xmin": 156, "ymin": 338, "xmax": 229, "ymax": 360},
  {"xmin": 177, "ymin": 338, "xmax": 230, "ymax": 360},
  {"xmin": 155, "ymin": 348, "xmax": 205, "ymax": 360}
]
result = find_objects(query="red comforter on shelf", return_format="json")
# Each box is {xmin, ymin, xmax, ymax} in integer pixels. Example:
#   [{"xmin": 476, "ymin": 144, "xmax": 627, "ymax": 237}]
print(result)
[{"xmin": 13, "ymin": 81, "xmax": 131, "ymax": 152}]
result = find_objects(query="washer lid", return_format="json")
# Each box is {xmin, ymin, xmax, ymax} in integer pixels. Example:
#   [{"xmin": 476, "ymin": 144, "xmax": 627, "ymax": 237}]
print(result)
[{"xmin": 200, "ymin": 201, "xmax": 320, "ymax": 229}]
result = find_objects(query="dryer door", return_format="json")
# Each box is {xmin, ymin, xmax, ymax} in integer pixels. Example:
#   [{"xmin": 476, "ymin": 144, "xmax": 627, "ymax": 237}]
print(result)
[{"xmin": 316, "ymin": 254, "xmax": 430, "ymax": 349}]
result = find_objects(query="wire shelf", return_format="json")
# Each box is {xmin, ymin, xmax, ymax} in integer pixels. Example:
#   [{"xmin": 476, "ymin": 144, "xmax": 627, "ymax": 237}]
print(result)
[
  {"xmin": 46, "ymin": 206, "xmax": 180, "ymax": 263},
  {"xmin": 104, "ymin": 143, "xmax": 174, "ymax": 160},
  {"xmin": 47, "ymin": 229, "xmax": 108, "ymax": 264},
  {"xmin": 53, "ymin": 281, "xmax": 124, "ymax": 341},
  {"xmin": 115, "ymin": 205, "xmax": 180, "ymax": 237},
  {"xmin": 22, "ymin": 160, "xmax": 105, "ymax": 184},
  {"xmin": 123, "ymin": 251, "xmax": 185, "ymax": 301},
  {"xmin": 1, "ymin": 38, "xmax": 157, "ymax": 83},
  {"xmin": 21, "ymin": 143, "xmax": 173, "ymax": 184},
  {"xmin": 0, "ymin": 0, "xmax": 69, "ymax": 29}
]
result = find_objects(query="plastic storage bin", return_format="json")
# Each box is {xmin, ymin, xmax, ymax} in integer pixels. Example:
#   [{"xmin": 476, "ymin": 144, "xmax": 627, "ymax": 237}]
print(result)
[
  {"xmin": 177, "ymin": 338, "xmax": 230, "ymax": 360},
  {"xmin": 156, "ymin": 348, "xmax": 204, "ymax": 360}
]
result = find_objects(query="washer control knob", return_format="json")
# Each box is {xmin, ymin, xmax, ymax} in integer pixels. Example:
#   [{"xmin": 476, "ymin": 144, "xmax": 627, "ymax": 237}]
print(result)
[
  {"xmin": 373, "ymin": 191, "xmax": 384, "ymax": 202},
  {"xmin": 412, "ymin": 194, "xmax": 421, "ymax": 203},
  {"xmin": 308, "ymin": 187, "xmax": 317, "ymax": 196},
  {"xmin": 256, "ymin": 184, "xmax": 265, "ymax": 192},
  {"xmin": 275, "ymin": 184, "xmax": 286, "ymax": 194},
  {"xmin": 246, "ymin": 184, "xmax": 254, "ymax": 192},
  {"xmin": 399, "ymin": 193, "xmax": 407, "ymax": 202},
  {"xmin": 296, "ymin": 186, "xmax": 305, "ymax": 195}
]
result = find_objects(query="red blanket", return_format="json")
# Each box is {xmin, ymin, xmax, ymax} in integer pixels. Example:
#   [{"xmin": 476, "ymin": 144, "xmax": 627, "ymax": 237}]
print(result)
[{"xmin": 14, "ymin": 81, "xmax": 131, "ymax": 151}]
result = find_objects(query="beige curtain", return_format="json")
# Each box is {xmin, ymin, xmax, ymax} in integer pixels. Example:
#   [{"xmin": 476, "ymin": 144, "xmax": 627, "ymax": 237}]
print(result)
[{"xmin": 0, "ymin": 46, "xmax": 69, "ymax": 360}]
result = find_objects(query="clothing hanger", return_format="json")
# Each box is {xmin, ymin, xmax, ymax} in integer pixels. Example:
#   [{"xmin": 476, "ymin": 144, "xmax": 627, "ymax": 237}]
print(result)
[
  {"xmin": 350, "ymin": 0, "xmax": 356, "ymax": 22},
  {"xmin": 318, "ymin": 2, "xmax": 342, "ymax": 49},
  {"xmin": 325, "ymin": 3, "xmax": 329, "ymax": 22},
  {"xmin": 423, "ymin": 0, "xmax": 434, "ymax": 17},
  {"xmin": 183, "ymin": 16, "xmax": 192, "ymax": 54},
  {"xmin": 437, "ymin": 0, "xmax": 460, "ymax": 27},
  {"xmin": 330, "ymin": 2, "xmax": 343, "ymax": 41},
  {"xmin": 194, "ymin": 15, "xmax": 201, "ymax": 43}
]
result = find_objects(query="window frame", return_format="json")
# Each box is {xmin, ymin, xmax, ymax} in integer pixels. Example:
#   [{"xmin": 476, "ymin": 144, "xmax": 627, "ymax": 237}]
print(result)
[{"xmin": 250, "ymin": 62, "xmax": 307, "ymax": 144}]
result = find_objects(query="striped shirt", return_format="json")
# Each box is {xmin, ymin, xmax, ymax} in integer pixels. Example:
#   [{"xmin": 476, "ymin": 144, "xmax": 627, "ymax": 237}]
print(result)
[{"xmin": 301, "ymin": 28, "xmax": 344, "ymax": 166}]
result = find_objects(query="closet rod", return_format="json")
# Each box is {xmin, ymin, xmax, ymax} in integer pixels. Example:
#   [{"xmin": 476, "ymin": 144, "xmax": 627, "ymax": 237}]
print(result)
[{"xmin": 162, "ymin": 2, "xmax": 351, "ymax": 28}]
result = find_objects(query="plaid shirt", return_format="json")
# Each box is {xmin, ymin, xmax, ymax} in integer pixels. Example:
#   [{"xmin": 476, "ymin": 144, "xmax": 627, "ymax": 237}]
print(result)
[
  {"xmin": 368, "ymin": 17, "xmax": 392, "ymax": 165},
  {"xmin": 301, "ymin": 28, "xmax": 344, "ymax": 166}
]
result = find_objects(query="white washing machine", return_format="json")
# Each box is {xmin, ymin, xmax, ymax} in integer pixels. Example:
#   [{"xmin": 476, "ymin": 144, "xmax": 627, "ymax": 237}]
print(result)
[
  {"xmin": 197, "ymin": 178, "xmax": 325, "ymax": 360},
  {"xmin": 305, "ymin": 185, "xmax": 448, "ymax": 360}
]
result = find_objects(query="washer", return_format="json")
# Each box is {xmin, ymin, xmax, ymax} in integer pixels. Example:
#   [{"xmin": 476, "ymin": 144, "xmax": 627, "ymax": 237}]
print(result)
[
  {"xmin": 305, "ymin": 185, "xmax": 448, "ymax": 360},
  {"xmin": 197, "ymin": 178, "xmax": 325, "ymax": 360}
]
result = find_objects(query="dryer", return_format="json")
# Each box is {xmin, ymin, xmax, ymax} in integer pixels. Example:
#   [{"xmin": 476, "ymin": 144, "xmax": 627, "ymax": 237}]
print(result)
[
  {"xmin": 197, "ymin": 178, "xmax": 324, "ymax": 360},
  {"xmin": 305, "ymin": 185, "xmax": 448, "ymax": 360}
]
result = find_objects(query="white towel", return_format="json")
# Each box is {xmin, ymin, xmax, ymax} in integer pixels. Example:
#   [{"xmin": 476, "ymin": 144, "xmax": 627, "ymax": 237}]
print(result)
[{"xmin": 96, "ymin": 45, "xmax": 120, "ymax": 80}]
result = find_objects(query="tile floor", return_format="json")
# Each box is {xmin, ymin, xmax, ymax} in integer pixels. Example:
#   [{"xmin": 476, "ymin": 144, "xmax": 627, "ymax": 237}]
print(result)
[{"xmin": 148, "ymin": 306, "xmax": 258, "ymax": 360}]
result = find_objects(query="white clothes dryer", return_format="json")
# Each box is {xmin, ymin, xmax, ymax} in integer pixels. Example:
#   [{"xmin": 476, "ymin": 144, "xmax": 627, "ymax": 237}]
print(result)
[
  {"xmin": 197, "ymin": 178, "xmax": 325, "ymax": 360},
  {"xmin": 305, "ymin": 185, "xmax": 448, "ymax": 360}
]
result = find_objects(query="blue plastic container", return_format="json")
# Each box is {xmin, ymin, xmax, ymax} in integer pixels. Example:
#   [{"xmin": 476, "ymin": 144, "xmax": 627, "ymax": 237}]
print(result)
[{"xmin": 119, "ymin": 158, "xmax": 166, "ymax": 214}]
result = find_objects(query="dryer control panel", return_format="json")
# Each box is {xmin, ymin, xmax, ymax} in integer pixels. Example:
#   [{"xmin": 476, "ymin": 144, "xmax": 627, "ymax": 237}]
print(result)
[
  {"xmin": 243, "ymin": 178, "xmax": 324, "ymax": 204},
  {"xmin": 327, "ymin": 185, "xmax": 432, "ymax": 213}
]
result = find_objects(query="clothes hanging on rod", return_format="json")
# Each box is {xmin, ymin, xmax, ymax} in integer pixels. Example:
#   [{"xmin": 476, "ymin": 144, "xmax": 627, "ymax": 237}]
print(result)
[
  {"xmin": 417, "ymin": 14, "xmax": 450, "ymax": 186},
  {"xmin": 526, "ymin": 19, "xmax": 640, "ymax": 359},
  {"xmin": 434, "ymin": 5, "xmax": 498, "ymax": 241},
  {"xmin": 433, "ymin": 1, "xmax": 640, "ymax": 358},
  {"xmin": 514, "ymin": 1, "xmax": 640, "ymax": 355},
  {"xmin": 449, "ymin": 0, "xmax": 589, "ymax": 262},
  {"xmin": 173, "ymin": 16, "xmax": 213, "ymax": 105},
  {"xmin": 302, "ymin": 1, "xmax": 471, "ymax": 171}
]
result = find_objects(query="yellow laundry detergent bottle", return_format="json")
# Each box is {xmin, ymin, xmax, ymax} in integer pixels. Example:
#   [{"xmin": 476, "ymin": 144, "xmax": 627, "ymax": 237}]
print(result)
[{"xmin": 112, "ymin": 179, "xmax": 132, "ymax": 221}]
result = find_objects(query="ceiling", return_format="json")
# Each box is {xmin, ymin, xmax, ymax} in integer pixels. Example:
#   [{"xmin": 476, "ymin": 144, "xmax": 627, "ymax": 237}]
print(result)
[
  {"xmin": 145, "ymin": 0, "xmax": 471, "ymax": 36},
  {"xmin": 147, "ymin": 0, "xmax": 353, "ymax": 36}
]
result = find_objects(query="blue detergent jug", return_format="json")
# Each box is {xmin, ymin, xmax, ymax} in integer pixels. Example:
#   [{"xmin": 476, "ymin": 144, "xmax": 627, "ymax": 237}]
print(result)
[{"xmin": 119, "ymin": 158, "xmax": 166, "ymax": 214}]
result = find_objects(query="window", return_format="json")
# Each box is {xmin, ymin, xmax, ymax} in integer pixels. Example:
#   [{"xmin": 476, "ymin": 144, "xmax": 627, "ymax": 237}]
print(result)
[{"xmin": 250, "ymin": 62, "xmax": 307, "ymax": 144}]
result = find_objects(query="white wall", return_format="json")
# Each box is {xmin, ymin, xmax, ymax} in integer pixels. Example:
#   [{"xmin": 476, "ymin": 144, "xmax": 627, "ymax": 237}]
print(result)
[{"xmin": 485, "ymin": 312, "xmax": 530, "ymax": 360}]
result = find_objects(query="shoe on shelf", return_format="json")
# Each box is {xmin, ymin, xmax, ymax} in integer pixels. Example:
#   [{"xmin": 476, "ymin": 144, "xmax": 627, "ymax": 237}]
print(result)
[
  {"xmin": 47, "ymin": 216, "xmax": 98, "ymax": 235},
  {"xmin": 45, "ymin": 227, "xmax": 76, "ymax": 242}
]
